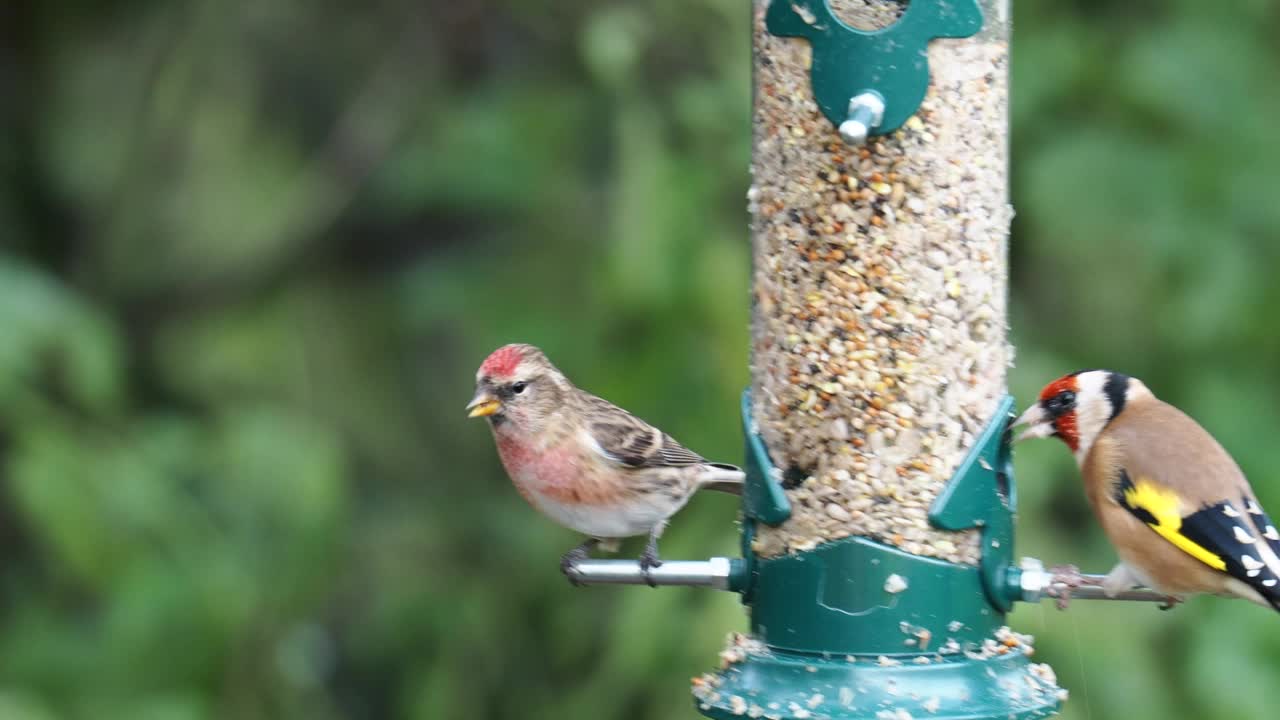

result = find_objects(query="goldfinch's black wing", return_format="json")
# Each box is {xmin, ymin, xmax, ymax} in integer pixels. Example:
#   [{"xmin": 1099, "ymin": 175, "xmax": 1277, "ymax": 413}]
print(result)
[
  {"xmin": 1114, "ymin": 470, "xmax": 1280, "ymax": 609},
  {"xmin": 1241, "ymin": 496, "xmax": 1280, "ymax": 594}
]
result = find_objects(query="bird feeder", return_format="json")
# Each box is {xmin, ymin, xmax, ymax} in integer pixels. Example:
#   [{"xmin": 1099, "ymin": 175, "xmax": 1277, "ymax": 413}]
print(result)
[{"xmin": 564, "ymin": 1, "xmax": 1171, "ymax": 718}]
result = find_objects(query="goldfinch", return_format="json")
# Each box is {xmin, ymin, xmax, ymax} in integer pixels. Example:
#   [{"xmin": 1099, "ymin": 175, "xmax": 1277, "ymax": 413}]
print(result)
[
  {"xmin": 1014, "ymin": 370, "xmax": 1280, "ymax": 611},
  {"xmin": 467, "ymin": 344, "xmax": 744, "ymax": 583}
]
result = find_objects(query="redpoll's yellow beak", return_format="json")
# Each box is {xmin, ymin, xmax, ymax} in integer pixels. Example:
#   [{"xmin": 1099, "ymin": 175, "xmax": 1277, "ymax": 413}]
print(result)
[{"xmin": 466, "ymin": 392, "xmax": 502, "ymax": 418}]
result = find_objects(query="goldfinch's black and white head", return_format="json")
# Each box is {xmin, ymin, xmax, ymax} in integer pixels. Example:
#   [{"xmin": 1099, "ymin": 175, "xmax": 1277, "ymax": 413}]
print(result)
[{"xmin": 1013, "ymin": 369, "xmax": 1152, "ymax": 461}]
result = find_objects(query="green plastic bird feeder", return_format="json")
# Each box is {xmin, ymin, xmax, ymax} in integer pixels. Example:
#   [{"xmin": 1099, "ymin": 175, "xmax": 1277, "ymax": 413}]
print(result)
[{"xmin": 693, "ymin": 2, "xmax": 1056, "ymax": 716}]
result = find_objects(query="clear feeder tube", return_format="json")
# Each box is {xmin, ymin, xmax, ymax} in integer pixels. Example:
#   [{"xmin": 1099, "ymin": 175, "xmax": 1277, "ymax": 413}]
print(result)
[{"xmin": 749, "ymin": 0, "xmax": 1012, "ymax": 563}]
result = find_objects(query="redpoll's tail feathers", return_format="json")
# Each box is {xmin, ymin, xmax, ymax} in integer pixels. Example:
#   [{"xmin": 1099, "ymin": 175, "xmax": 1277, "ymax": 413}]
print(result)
[{"xmin": 698, "ymin": 463, "xmax": 745, "ymax": 495}]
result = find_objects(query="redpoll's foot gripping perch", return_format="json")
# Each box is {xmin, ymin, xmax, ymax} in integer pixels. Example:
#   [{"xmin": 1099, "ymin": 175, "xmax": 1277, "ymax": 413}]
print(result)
[
  {"xmin": 560, "ymin": 530, "xmax": 666, "ymax": 588},
  {"xmin": 560, "ymin": 539, "xmax": 597, "ymax": 585},
  {"xmin": 638, "ymin": 524, "xmax": 665, "ymax": 588}
]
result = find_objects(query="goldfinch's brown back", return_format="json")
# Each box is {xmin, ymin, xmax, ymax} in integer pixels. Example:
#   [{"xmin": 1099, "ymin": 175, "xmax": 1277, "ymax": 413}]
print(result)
[{"xmin": 1092, "ymin": 396, "xmax": 1280, "ymax": 610}]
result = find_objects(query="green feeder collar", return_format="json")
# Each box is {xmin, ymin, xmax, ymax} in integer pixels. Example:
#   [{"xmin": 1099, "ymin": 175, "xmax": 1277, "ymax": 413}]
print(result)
[
  {"xmin": 738, "ymin": 392, "xmax": 1020, "ymax": 611},
  {"xmin": 696, "ymin": 394, "xmax": 1059, "ymax": 719},
  {"xmin": 765, "ymin": 0, "xmax": 984, "ymax": 141}
]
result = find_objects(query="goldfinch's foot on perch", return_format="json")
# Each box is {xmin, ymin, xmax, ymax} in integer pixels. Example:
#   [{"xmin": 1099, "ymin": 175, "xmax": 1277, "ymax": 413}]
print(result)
[
  {"xmin": 1158, "ymin": 595, "xmax": 1184, "ymax": 611},
  {"xmin": 1047, "ymin": 564, "xmax": 1100, "ymax": 610}
]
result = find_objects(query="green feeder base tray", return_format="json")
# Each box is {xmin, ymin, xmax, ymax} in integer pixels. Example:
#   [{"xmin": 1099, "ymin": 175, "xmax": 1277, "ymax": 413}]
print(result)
[
  {"xmin": 693, "ymin": 535, "xmax": 1061, "ymax": 720},
  {"xmin": 695, "ymin": 645, "xmax": 1061, "ymax": 720}
]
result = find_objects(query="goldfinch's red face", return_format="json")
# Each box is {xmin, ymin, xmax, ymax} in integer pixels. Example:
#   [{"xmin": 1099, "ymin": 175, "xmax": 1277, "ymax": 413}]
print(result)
[
  {"xmin": 1018, "ymin": 374, "xmax": 1082, "ymax": 450},
  {"xmin": 1014, "ymin": 370, "xmax": 1131, "ymax": 459}
]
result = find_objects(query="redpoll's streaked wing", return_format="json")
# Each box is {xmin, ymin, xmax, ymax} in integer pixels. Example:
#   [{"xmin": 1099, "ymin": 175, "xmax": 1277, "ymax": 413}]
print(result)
[
  {"xmin": 586, "ymin": 419, "xmax": 713, "ymax": 470},
  {"xmin": 588, "ymin": 418, "xmax": 663, "ymax": 467},
  {"xmin": 581, "ymin": 393, "xmax": 710, "ymax": 468}
]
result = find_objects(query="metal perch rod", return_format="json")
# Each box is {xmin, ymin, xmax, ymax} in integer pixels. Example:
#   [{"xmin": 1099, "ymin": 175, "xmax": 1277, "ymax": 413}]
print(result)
[
  {"xmin": 563, "ymin": 558, "xmax": 739, "ymax": 590},
  {"xmin": 1039, "ymin": 583, "xmax": 1170, "ymax": 603},
  {"xmin": 1015, "ymin": 557, "xmax": 1171, "ymax": 604},
  {"xmin": 564, "ymin": 556, "xmax": 1173, "ymax": 604}
]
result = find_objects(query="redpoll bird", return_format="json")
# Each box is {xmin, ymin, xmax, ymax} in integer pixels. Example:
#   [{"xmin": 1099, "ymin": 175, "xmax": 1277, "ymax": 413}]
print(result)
[
  {"xmin": 466, "ymin": 344, "xmax": 744, "ymax": 583},
  {"xmin": 1014, "ymin": 370, "xmax": 1280, "ymax": 612}
]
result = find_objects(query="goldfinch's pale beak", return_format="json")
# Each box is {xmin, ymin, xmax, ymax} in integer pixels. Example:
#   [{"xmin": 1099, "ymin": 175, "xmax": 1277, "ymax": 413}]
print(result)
[
  {"xmin": 466, "ymin": 391, "xmax": 502, "ymax": 418},
  {"xmin": 1012, "ymin": 404, "xmax": 1054, "ymax": 442}
]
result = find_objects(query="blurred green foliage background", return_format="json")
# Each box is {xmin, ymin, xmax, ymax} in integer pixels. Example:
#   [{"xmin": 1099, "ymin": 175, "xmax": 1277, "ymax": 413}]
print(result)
[{"xmin": 2, "ymin": 0, "xmax": 1279, "ymax": 718}]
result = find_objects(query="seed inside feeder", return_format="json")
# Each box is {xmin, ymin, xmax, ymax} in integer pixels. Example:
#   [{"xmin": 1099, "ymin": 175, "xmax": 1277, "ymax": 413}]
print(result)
[{"xmin": 749, "ymin": 0, "xmax": 1011, "ymax": 564}]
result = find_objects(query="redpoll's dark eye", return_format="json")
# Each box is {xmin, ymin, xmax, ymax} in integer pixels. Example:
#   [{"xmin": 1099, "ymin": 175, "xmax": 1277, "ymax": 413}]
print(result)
[{"xmin": 511, "ymin": 381, "xmax": 528, "ymax": 394}]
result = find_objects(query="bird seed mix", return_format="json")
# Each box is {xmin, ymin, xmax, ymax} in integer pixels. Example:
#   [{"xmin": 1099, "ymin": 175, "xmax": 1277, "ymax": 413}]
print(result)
[{"xmin": 749, "ymin": 0, "xmax": 1011, "ymax": 564}]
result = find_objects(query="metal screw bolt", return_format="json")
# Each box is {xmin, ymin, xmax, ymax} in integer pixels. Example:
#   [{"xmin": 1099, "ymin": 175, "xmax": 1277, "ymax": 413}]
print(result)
[
  {"xmin": 838, "ymin": 91, "xmax": 886, "ymax": 146},
  {"xmin": 1017, "ymin": 556, "xmax": 1051, "ymax": 603}
]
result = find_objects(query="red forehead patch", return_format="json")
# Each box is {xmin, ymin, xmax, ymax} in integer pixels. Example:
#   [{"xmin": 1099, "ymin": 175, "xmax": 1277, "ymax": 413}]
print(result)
[
  {"xmin": 480, "ymin": 344, "xmax": 527, "ymax": 378},
  {"xmin": 1038, "ymin": 374, "xmax": 1079, "ymax": 401}
]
